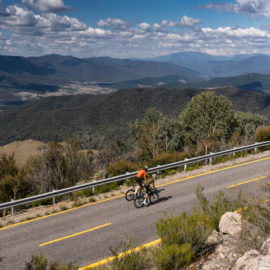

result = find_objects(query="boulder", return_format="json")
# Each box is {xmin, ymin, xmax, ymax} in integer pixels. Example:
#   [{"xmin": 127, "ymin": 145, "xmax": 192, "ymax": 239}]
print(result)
[
  {"xmin": 261, "ymin": 237, "xmax": 270, "ymax": 255},
  {"xmin": 219, "ymin": 212, "xmax": 241, "ymax": 237},
  {"xmin": 233, "ymin": 238, "xmax": 270, "ymax": 270},
  {"xmin": 205, "ymin": 230, "xmax": 222, "ymax": 246}
]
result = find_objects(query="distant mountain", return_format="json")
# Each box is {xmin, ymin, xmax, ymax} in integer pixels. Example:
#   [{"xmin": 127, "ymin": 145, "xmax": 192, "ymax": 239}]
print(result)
[
  {"xmin": 151, "ymin": 52, "xmax": 270, "ymax": 77},
  {"xmin": 0, "ymin": 54, "xmax": 200, "ymax": 83},
  {"xmin": 104, "ymin": 73, "xmax": 270, "ymax": 95},
  {"xmin": 163, "ymin": 73, "xmax": 270, "ymax": 94},
  {"xmin": 0, "ymin": 54, "xmax": 201, "ymax": 110},
  {"xmin": 151, "ymin": 51, "xmax": 254, "ymax": 63},
  {"xmin": 0, "ymin": 87, "xmax": 270, "ymax": 146}
]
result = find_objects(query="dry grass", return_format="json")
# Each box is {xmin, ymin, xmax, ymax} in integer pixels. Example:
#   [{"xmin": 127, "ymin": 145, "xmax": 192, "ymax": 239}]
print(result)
[{"xmin": 0, "ymin": 139, "xmax": 44, "ymax": 166}]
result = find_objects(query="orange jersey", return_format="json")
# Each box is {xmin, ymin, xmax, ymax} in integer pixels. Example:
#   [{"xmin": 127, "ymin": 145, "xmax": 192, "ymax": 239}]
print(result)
[{"xmin": 136, "ymin": 169, "xmax": 146, "ymax": 178}]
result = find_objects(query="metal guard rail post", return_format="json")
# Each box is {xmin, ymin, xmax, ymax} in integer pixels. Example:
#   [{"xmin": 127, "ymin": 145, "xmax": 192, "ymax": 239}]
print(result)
[{"xmin": 1, "ymin": 141, "xmax": 270, "ymax": 213}]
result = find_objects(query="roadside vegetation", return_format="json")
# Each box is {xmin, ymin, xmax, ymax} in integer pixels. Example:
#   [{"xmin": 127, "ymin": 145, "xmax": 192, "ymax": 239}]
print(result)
[
  {"xmin": 22, "ymin": 182, "xmax": 270, "ymax": 270},
  {"xmin": 0, "ymin": 91, "xmax": 269, "ymax": 218}
]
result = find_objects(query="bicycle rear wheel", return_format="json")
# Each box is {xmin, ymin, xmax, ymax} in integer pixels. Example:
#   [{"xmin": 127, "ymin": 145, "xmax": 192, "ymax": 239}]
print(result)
[
  {"xmin": 125, "ymin": 188, "xmax": 135, "ymax": 201},
  {"xmin": 150, "ymin": 191, "xmax": 159, "ymax": 204},
  {"xmin": 134, "ymin": 195, "xmax": 144, "ymax": 208}
]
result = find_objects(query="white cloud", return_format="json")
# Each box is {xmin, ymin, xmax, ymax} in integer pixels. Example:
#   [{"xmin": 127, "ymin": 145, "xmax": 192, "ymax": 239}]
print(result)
[
  {"xmin": 2, "ymin": 5, "xmax": 37, "ymax": 26},
  {"xmin": 157, "ymin": 16, "xmax": 201, "ymax": 29},
  {"xmin": 137, "ymin": 22, "xmax": 150, "ymax": 31},
  {"xmin": 202, "ymin": 26, "xmax": 269, "ymax": 38},
  {"xmin": 82, "ymin": 27, "xmax": 112, "ymax": 38},
  {"xmin": 97, "ymin": 18, "xmax": 130, "ymax": 30},
  {"xmin": 22, "ymin": 0, "xmax": 70, "ymax": 13},
  {"xmin": 180, "ymin": 15, "xmax": 201, "ymax": 27},
  {"xmin": 1, "ymin": 2, "xmax": 270, "ymax": 58},
  {"xmin": 203, "ymin": 0, "xmax": 270, "ymax": 18}
]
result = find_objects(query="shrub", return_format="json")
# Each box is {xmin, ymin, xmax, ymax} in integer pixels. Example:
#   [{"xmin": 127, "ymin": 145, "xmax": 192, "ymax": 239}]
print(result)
[
  {"xmin": 25, "ymin": 254, "xmax": 47, "ymax": 270},
  {"xmin": 82, "ymin": 189, "xmax": 93, "ymax": 197},
  {"xmin": 156, "ymin": 211, "xmax": 214, "ymax": 254},
  {"xmin": 60, "ymin": 206, "xmax": 68, "ymax": 211},
  {"xmin": 186, "ymin": 162, "xmax": 201, "ymax": 171},
  {"xmin": 96, "ymin": 182, "xmax": 120, "ymax": 194},
  {"xmin": 71, "ymin": 200, "xmax": 85, "ymax": 208},
  {"xmin": 106, "ymin": 159, "xmax": 137, "ymax": 178},
  {"xmin": 149, "ymin": 152, "xmax": 189, "ymax": 167},
  {"xmin": 195, "ymin": 184, "xmax": 244, "ymax": 229},
  {"xmin": 24, "ymin": 254, "xmax": 78, "ymax": 270},
  {"xmin": 239, "ymin": 199, "xmax": 270, "ymax": 251},
  {"xmin": 89, "ymin": 197, "xmax": 96, "ymax": 203},
  {"xmin": 155, "ymin": 243, "xmax": 194, "ymax": 270},
  {"xmin": 109, "ymin": 241, "xmax": 152, "ymax": 270},
  {"xmin": 256, "ymin": 125, "xmax": 270, "ymax": 141},
  {"xmin": 255, "ymin": 126, "xmax": 270, "ymax": 150}
]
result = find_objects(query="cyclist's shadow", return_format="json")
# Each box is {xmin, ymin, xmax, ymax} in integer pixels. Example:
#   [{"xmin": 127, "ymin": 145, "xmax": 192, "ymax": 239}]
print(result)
[
  {"xmin": 157, "ymin": 195, "xmax": 172, "ymax": 203},
  {"xmin": 154, "ymin": 189, "xmax": 172, "ymax": 204}
]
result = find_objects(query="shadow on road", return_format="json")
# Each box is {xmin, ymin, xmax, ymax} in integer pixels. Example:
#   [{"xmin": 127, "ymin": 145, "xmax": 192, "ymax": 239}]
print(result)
[{"xmin": 158, "ymin": 196, "xmax": 172, "ymax": 203}]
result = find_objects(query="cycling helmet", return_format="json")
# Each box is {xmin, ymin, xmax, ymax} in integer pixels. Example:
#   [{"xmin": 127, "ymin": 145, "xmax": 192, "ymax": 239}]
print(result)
[
  {"xmin": 152, "ymin": 174, "xmax": 156, "ymax": 178},
  {"xmin": 144, "ymin": 166, "xmax": 148, "ymax": 171}
]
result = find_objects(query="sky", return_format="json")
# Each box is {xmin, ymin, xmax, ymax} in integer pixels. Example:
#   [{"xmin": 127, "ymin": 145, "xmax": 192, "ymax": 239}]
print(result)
[{"xmin": 0, "ymin": 0, "xmax": 270, "ymax": 58}]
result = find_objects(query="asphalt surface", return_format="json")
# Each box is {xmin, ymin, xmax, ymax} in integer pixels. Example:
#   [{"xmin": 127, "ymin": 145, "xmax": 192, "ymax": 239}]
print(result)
[{"xmin": 1, "ymin": 156, "xmax": 270, "ymax": 269}]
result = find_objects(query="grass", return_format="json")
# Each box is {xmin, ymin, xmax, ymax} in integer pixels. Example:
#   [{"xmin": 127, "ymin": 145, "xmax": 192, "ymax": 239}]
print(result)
[
  {"xmin": 0, "ymin": 139, "xmax": 44, "ymax": 166},
  {"xmin": 72, "ymin": 200, "xmax": 86, "ymax": 208},
  {"xmin": 7, "ymin": 220, "xmax": 15, "ymax": 225},
  {"xmin": 60, "ymin": 205, "xmax": 68, "ymax": 211}
]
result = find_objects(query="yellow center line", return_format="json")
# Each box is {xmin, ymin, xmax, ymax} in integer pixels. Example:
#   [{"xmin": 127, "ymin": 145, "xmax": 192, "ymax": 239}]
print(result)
[
  {"xmin": 0, "ymin": 196, "xmax": 123, "ymax": 231},
  {"xmin": 1, "ymin": 156, "xmax": 270, "ymax": 231},
  {"xmin": 227, "ymin": 176, "xmax": 267, "ymax": 189},
  {"xmin": 40, "ymin": 223, "xmax": 111, "ymax": 247},
  {"xmin": 79, "ymin": 238, "xmax": 161, "ymax": 270},
  {"xmin": 157, "ymin": 156, "xmax": 270, "ymax": 188}
]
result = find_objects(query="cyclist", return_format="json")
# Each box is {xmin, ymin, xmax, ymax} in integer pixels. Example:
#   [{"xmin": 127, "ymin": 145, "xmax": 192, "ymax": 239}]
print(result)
[
  {"xmin": 134, "ymin": 166, "xmax": 148, "ymax": 196},
  {"xmin": 145, "ymin": 173, "xmax": 157, "ymax": 191},
  {"xmin": 143, "ymin": 174, "xmax": 157, "ymax": 205}
]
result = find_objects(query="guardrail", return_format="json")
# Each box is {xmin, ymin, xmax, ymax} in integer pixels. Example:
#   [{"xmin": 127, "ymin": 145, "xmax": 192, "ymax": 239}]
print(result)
[{"xmin": 1, "ymin": 141, "xmax": 270, "ymax": 215}]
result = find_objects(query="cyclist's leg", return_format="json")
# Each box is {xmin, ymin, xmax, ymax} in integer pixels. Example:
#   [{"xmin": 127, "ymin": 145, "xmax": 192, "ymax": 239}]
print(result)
[
  {"xmin": 143, "ymin": 185, "xmax": 151, "ymax": 205},
  {"xmin": 135, "ymin": 177, "xmax": 143, "ymax": 195}
]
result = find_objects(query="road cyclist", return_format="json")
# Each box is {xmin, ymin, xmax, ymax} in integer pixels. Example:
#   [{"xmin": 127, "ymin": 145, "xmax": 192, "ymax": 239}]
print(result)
[
  {"xmin": 134, "ymin": 173, "xmax": 159, "ymax": 208},
  {"xmin": 124, "ymin": 165, "xmax": 148, "ymax": 201},
  {"xmin": 134, "ymin": 165, "xmax": 148, "ymax": 195}
]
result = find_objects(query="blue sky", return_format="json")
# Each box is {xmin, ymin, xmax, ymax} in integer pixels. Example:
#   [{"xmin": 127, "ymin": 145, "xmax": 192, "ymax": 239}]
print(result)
[{"xmin": 0, "ymin": 0, "xmax": 270, "ymax": 58}]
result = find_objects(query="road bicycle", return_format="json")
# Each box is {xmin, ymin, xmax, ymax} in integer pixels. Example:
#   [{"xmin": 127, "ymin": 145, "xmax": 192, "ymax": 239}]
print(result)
[
  {"xmin": 134, "ymin": 185, "xmax": 159, "ymax": 208},
  {"xmin": 125, "ymin": 180, "xmax": 155, "ymax": 201},
  {"xmin": 125, "ymin": 180, "xmax": 138, "ymax": 201}
]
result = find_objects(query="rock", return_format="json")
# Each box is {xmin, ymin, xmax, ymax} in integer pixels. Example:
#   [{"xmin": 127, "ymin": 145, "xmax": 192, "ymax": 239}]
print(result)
[
  {"xmin": 205, "ymin": 230, "xmax": 222, "ymax": 246},
  {"xmin": 219, "ymin": 212, "xmax": 241, "ymax": 237},
  {"xmin": 233, "ymin": 239, "xmax": 270, "ymax": 270},
  {"xmin": 261, "ymin": 237, "xmax": 270, "ymax": 255},
  {"xmin": 233, "ymin": 251, "xmax": 270, "ymax": 270}
]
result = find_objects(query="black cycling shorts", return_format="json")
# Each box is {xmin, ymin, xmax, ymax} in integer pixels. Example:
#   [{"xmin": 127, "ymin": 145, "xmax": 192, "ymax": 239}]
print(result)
[{"xmin": 135, "ymin": 176, "xmax": 143, "ymax": 188}]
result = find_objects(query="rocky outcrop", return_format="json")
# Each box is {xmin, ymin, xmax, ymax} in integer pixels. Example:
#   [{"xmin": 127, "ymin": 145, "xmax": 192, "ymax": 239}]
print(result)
[
  {"xmin": 201, "ymin": 234, "xmax": 242, "ymax": 270},
  {"xmin": 194, "ymin": 212, "xmax": 270, "ymax": 270},
  {"xmin": 233, "ymin": 242, "xmax": 270, "ymax": 270},
  {"xmin": 219, "ymin": 212, "xmax": 241, "ymax": 237}
]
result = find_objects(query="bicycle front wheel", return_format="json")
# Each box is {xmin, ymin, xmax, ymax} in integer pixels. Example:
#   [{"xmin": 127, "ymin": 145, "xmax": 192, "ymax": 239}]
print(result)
[
  {"xmin": 150, "ymin": 191, "xmax": 159, "ymax": 204},
  {"xmin": 125, "ymin": 188, "xmax": 135, "ymax": 201},
  {"xmin": 134, "ymin": 196, "xmax": 144, "ymax": 208}
]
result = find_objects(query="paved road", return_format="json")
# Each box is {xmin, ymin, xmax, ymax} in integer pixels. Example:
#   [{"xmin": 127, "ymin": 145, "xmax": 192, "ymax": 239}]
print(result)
[{"xmin": 1, "ymin": 156, "xmax": 270, "ymax": 269}]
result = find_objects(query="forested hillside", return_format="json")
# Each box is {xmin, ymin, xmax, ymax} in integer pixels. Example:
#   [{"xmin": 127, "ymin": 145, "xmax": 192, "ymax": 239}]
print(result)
[{"xmin": 0, "ymin": 87, "xmax": 270, "ymax": 146}]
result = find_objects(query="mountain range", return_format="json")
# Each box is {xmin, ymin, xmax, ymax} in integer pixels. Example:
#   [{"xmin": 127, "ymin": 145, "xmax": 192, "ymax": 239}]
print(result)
[
  {"xmin": 1, "ymin": 87, "xmax": 270, "ymax": 146},
  {"xmin": 151, "ymin": 52, "xmax": 270, "ymax": 77},
  {"xmin": 1, "ymin": 52, "xmax": 270, "ymax": 111}
]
